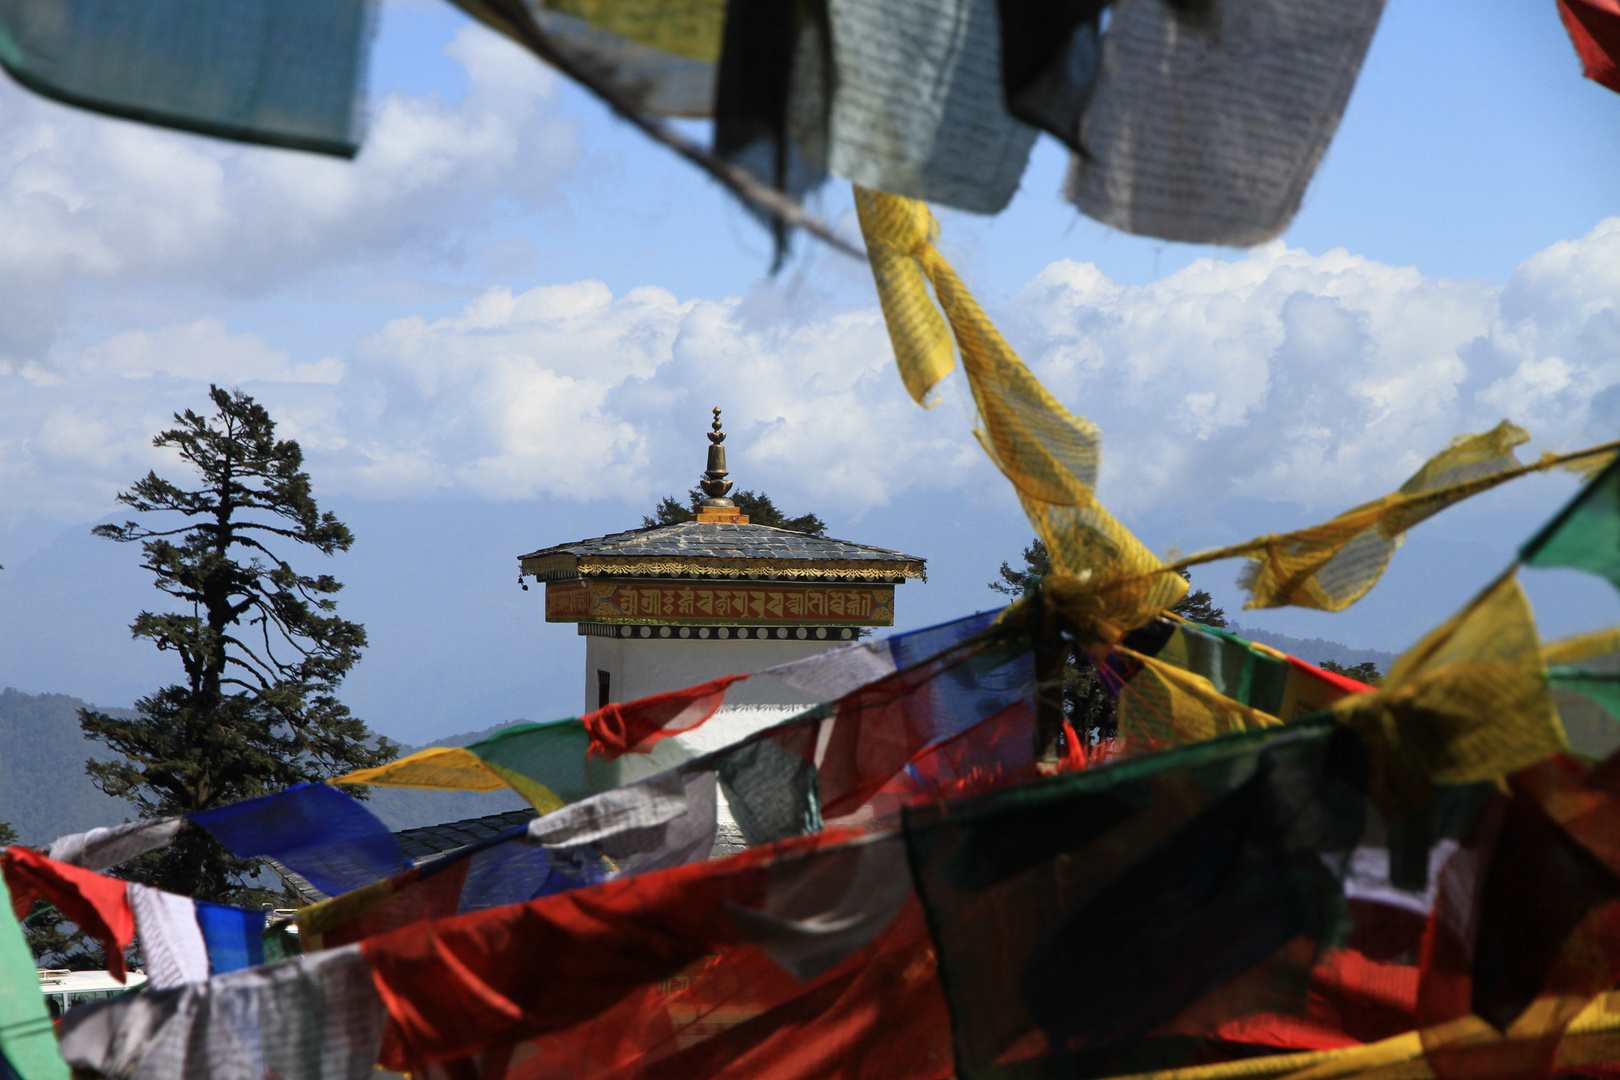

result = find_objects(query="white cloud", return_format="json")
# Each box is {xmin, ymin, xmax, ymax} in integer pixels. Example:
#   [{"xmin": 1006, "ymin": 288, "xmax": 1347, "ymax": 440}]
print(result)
[
  {"xmin": 0, "ymin": 22, "xmax": 579, "ymax": 362},
  {"xmin": 1007, "ymin": 218, "xmax": 1620, "ymax": 513},
  {"xmin": 3, "ymin": 219, "xmax": 1619, "ymax": 532}
]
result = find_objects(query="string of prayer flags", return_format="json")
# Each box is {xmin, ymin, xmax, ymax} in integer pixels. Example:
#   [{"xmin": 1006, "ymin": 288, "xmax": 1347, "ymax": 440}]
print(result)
[
  {"xmin": 2, "ymin": 848, "xmax": 268, "ymax": 988},
  {"xmin": 905, "ymin": 717, "xmax": 1436, "ymax": 1079},
  {"xmin": 298, "ymin": 825, "xmax": 614, "ymax": 953},
  {"xmin": 0, "ymin": 0, "xmax": 371, "ymax": 156},
  {"xmin": 1065, "ymin": 0, "xmax": 1386, "ymax": 246},
  {"xmin": 0, "ymin": 868, "xmax": 70, "ymax": 1080},
  {"xmin": 362, "ymin": 828, "xmax": 921, "ymax": 1075},
  {"xmin": 762, "ymin": 608, "xmax": 1002, "ymax": 703},
  {"xmin": 1113, "ymin": 616, "xmax": 1375, "ymax": 721},
  {"xmin": 129, "ymin": 884, "xmax": 266, "ymax": 989},
  {"xmin": 855, "ymin": 186, "xmax": 1185, "ymax": 641},
  {"xmin": 1523, "ymin": 453, "xmax": 1620, "ymax": 591},
  {"xmin": 189, "ymin": 783, "xmax": 410, "ymax": 899},
  {"xmin": 1173, "ymin": 427, "xmax": 1620, "ymax": 613},
  {"xmin": 57, "ymin": 945, "xmax": 385, "ymax": 1080},
  {"xmin": 330, "ymin": 717, "xmax": 684, "ymax": 814},
  {"xmin": 1559, "ymin": 0, "xmax": 1620, "ymax": 96},
  {"xmin": 299, "ymin": 765, "xmax": 719, "ymax": 952}
]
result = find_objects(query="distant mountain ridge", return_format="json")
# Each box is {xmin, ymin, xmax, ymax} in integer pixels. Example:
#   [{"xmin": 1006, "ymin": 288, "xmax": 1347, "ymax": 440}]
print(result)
[
  {"xmin": 1226, "ymin": 624, "xmax": 1398, "ymax": 672},
  {"xmin": 0, "ymin": 688, "xmax": 530, "ymax": 845}
]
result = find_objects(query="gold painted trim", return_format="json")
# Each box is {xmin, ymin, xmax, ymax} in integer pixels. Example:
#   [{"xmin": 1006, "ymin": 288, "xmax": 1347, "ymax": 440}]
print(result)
[{"xmin": 573, "ymin": 556, "xmax": 925, "ymax": 580}]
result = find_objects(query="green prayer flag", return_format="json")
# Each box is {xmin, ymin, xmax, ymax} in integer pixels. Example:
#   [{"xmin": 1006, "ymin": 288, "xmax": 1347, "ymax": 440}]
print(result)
[
  {"xmin": 0, "ymin": 0, "xmax": 372, "ymax": 157},
  {"xmin": 0, "ymin": 873, "xmax": 70, "ymax": 1080},
  {"xmin": 1521, "ymin": 455, "xmax": 1620, "ymax": 588}
]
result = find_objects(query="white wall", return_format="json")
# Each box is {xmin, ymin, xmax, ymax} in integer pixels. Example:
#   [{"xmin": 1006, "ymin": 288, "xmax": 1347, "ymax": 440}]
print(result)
[{"xmin": 582, "ymin": 635, "xmax": 838, "ymax": 712}]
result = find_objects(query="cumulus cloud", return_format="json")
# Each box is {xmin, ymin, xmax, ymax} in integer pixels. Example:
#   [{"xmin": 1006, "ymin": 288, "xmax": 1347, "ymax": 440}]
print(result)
[
  {"xmin": 0, "ymin": 22, "xmax": 579, "ymax": 361},
  {"xmin": 1007, "ymin": 217, "xmax": 1620, "ymax": 514},
  {"xmin": 4, "ymin": 220, "xmax": 1619, "ymax": 532}
]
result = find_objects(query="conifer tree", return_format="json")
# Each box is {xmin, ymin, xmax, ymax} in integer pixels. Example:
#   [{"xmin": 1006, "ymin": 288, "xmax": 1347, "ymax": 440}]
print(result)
[
  {"xmin": 644, "ymin": 488, "xmax": 827, "ymax": 535},
  {"xmin": 79, "ymin": 386, "xmax": 395, "ymax": 902}
]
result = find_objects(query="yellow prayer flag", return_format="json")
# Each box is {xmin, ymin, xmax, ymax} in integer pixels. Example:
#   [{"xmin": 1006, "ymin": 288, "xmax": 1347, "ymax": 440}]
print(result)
[
  {"xmin": 1332, "ymin": 572, "xmax": 1565, "ymax": 803},
  {"xmin": 331, "ymin": 746, "xmax": 566, "ymax": 814},
  {"xmin": 856, "ymin": 184, "xmax": 1184, "ymax": 639},
  {"xmin": 1112, "ymin": 646, "xmax": 1281, "ymax": 750}
]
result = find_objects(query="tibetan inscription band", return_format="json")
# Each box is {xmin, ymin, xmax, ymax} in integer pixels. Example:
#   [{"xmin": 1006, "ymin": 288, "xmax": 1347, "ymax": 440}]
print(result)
[{"xmin": 546, "ymin": 579, "xmax": 896, "ymax": 626}]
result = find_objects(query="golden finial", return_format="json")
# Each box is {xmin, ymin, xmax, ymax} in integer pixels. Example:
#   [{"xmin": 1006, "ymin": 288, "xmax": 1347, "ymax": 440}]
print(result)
[{"xmin": 693, "ymin": 408, "xmax": 748, "ymax": 523}]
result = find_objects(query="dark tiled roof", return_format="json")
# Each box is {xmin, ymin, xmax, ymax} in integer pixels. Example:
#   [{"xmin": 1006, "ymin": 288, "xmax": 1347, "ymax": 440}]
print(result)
[
  {"xmin": 520, "ymin": 522, "xmax": 925, "ymax": 581},
  {"xmin": 393, "ymin": 809, "xmax": 539, "ymax": 861}
]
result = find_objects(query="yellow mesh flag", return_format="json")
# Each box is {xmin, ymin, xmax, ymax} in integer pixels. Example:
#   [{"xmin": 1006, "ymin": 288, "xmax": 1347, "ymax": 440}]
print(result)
[
  {"xmin": 1167, "ymin": 422, "xmax": 1530, "ymax": 611},
  {"xmin": 856, "ymin": 185, "xmax": 1185, "ymax": 638},
  {"xmin": 1171, "ymin": 430, "xmax": 1620, "ymax": 613},
  {"xmin": 1110, "ymin": 646, "xmax": 1281, "ymax": 750},
  {"xmin": 1332, "ymin": 572, "xmax": 1565, "ymax": 811},
  {"xmin": 541, "ymin": 0, "xmax": 725, "ymax": 63}
]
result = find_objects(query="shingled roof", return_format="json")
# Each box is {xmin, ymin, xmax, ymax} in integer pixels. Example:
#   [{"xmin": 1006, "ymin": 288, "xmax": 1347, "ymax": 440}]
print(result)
[{"xmin": 520, "ymin": 521, "xmax": 926, "ymax": 582}]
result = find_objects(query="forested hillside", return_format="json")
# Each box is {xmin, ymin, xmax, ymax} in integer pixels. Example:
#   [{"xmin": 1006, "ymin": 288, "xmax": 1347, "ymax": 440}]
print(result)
[{"xmin": 0, "ymin": 688, "xmax": 528, "ymax": 843}]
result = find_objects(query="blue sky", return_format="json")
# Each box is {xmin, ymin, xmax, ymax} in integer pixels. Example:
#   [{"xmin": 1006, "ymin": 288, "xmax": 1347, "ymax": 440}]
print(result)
[{"xmin": 2, "ymin": 0, "xmax": 1618, "ymax": 744}]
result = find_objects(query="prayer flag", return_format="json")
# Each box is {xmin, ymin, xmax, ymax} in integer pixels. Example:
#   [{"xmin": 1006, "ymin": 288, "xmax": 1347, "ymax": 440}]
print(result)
[
  {"xmin": 856, "ymin": 186, "xmax": 1186, "ymax": 640},
  {"xmin": 1523, "ymin": 454, "xmax": 1620, "ymax": 590},
  {"xmin": 0, "ymin": 870, "xmax": 69, "ymax": 1080},
  {"xmin": 128, "ymin": 884, "xmax": 265, "ymax": 988},
  {"xmin": 1185, "ymin": 422, "xmax": 1534, "ymax": 612},
  {"xmin": 2, "ymin": 847, "xmax": 134, "ymax": 982},
  {"xmin": 1066, "ymin": 0, "xmax": 1384, "ymax": 245},
  {"xmin": 45, "ymin": 817, "xmax": 184, "ymax": 873},
  {"xmin": 332, "ymin": 719, "xmax": 616, "ymax": 814},
  {"xmin": 189, "ymin": 783, "xmax": 410, "ymax": 898},
  {"xmin": 1559, "ymin": 0, "xmax": 1620, "ymax": 96},
  {"xmin": 0, "ymin": 0, "xmax": 371, "ymax": 156}
]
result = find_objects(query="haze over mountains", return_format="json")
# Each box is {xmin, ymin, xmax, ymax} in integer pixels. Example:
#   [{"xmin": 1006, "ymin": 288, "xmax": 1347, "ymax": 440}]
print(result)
[{"xmin": 0, "ymin": 621, "xmax": 1395, "ymax": 845}]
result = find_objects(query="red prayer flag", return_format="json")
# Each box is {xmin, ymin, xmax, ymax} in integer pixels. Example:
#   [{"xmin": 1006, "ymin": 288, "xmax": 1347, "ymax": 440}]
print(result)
[
  {"xmin": 363, "ymin": 827, "xmax": 907, "ymax": 1071},
  {"xmin": 2, "ymin": 846, "xmax": 135, "ymax": 981},
  {"xmin": 584, "ymin": 675, "xmax": 748, "ymax": 760},
  {"xmin": 1560, "ymin": 0, "xmax": 1620, "ymax": 94}
]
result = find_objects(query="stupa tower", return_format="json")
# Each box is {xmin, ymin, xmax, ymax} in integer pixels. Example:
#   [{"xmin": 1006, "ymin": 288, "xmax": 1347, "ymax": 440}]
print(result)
[{"xmin": 518, "ymin": 409, "xmax": 927, "ymax": 713}]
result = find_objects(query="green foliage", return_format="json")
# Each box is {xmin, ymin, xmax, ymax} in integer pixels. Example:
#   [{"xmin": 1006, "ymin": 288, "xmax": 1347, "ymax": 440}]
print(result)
[
  {"xmin": 644, "ymin": 488, "xmax": 827, "ymax": 535},
  {"xmin": 988, "ymin": 539, "xmax": 1052, "ymax": 596},
  {"xmin": 1319, "ymin": 659, "xmax": 1384, "ymax": 686},
  {"xmin": 79, "ymin": 385, "xmax": 396, "ymax": 901}
]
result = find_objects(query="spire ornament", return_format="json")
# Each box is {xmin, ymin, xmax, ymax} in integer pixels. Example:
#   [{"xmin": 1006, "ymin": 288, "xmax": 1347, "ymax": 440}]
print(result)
[{"xmin": 693, "ymin": 408, "xmax": 749, "ymax": 523}]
